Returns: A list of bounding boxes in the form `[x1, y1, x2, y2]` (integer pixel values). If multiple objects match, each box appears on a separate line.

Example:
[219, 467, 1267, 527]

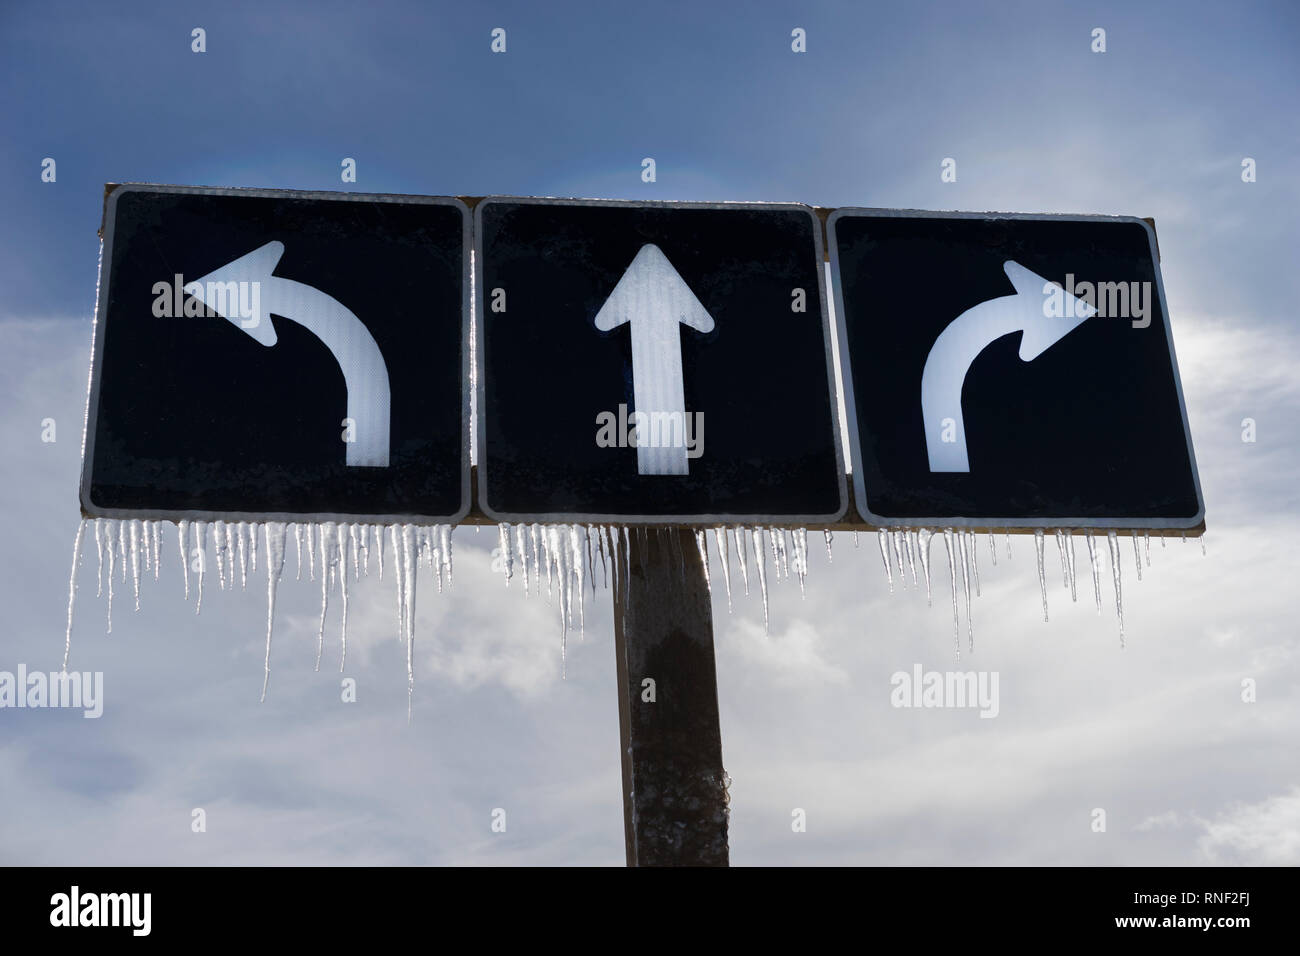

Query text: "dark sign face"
[81, 185, 470, 523]
[475, 198, 847, 524]
[829, 209, 1204, 529]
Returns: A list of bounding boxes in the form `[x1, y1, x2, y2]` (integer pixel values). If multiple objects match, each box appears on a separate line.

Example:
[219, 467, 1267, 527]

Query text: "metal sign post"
[612, 528, 729, 866]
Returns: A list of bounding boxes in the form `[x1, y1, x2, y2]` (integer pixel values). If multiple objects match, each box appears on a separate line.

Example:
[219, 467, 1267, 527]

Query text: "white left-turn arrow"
[189, 241, 391, 467]
[594, 243, 715, 476]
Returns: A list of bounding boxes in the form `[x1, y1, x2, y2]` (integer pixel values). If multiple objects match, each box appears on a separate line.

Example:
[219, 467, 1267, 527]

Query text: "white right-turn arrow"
[921, 259, 1097, 472]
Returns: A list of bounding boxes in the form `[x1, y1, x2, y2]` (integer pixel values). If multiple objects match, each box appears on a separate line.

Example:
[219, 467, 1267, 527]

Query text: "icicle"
[1086, 533, 1102, 615]
[823, 528, 833, 564]
[548, 528, 568, 673]
[235, 522, 248, 588]
[891, 530, 906, 586]
[328, 534, 338, 593]
[695, 530, 712, 598]
[62, 520, 87, 671]
[733, 527, 750, 595]
[969, 529, 980, 597]
[877, 531, 894, 593]
[1161, 534, 1166, 549]
[942, 529, 959, 660]
[988, 531, 997, 566]
[958, 530, 974, 651]
[516, 524, 530, 595]
[559, 532, 573, 671]
[94, 519, 104, 598]
[622, 527, 632, 610]
[790, 530, 800, 598]
[292, 524, 302, 581]
[598, 525, 611, 590]
[1201, 534, 1206, 557]
[360, 524, 372, 576]
[713, 527, 733, 611]
[140, 520, 151, 573]
[306, 523, 317, 582]
[918, 529, 933, 606]
[338, 524, 351, 669]
[499, 523, 513, 586]
[768, 527, 781, 578]
[1065, 530, 1078, 602]
[1034, 529, 1048, 622]
[569, 525, 584, 638]
[751, 528, 769, 634]
[586, 526, 597, 597]
[1107, 530, 1125, 645]
[150, 520, 162, 580]
[531, 524, 545, 597]
[118, 520, 127, 583]
[104, 519, 117, 633]
[440, 525, 453, 589]
[904, 530, 917, 588]
[259, 522, 287, 702]
[1131, 530, 1142, 582]
[248, 522, 258, 574]
[178, 520, 190, 601]
[391, 525, 405, 646]
[348, 524, 360, 581]
[1006, 533, 1012, 560]
[375, 525, 385, 580]
[211, 520, 227, 591]
[225, 523, 237, 589]
[853, 531, 859, 548]
[316, 524, 332, 670]
[546, 523, 562, 600]
[129, 520, 142, 611]
[781, 529, 793, 580]
[194, 521, 207, 614]
[1055, 529, 1069, 589]
[1144, 532, 1150, 566]
[402, 525, 418, 720]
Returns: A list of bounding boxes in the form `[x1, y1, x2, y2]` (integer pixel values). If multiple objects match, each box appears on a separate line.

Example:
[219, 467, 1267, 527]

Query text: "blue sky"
[1, 0, 1298, 865]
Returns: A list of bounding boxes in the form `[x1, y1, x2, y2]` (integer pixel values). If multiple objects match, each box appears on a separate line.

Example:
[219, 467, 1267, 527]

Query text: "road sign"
[81, 184, 470, 523]
[475, 197, 847, 524]
[828, 209, 1204, 529]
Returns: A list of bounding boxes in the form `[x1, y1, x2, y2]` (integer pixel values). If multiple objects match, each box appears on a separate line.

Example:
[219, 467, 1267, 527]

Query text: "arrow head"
[189, 240, 284, 346]
[594, 243, 716, 334]
[1003, 259, 1096, 361]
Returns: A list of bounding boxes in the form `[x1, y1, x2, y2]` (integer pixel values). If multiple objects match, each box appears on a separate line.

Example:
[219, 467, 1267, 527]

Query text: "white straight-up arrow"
[921, 259, 1097, 472]
[189, 241, 391, 467]
[594, 244, 715, 476]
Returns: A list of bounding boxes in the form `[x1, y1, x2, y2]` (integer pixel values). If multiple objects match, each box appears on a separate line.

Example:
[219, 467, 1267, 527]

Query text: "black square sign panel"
[828, 209, 1204, 529]
[81, 184, 470, 523]
[476, 198, 846, 524]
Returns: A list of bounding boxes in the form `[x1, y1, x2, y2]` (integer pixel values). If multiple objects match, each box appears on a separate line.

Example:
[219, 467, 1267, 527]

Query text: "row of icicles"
[863, 526, 1203, 659]
[64, 518, 453, 718]
[63, 519, 1206, 707]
